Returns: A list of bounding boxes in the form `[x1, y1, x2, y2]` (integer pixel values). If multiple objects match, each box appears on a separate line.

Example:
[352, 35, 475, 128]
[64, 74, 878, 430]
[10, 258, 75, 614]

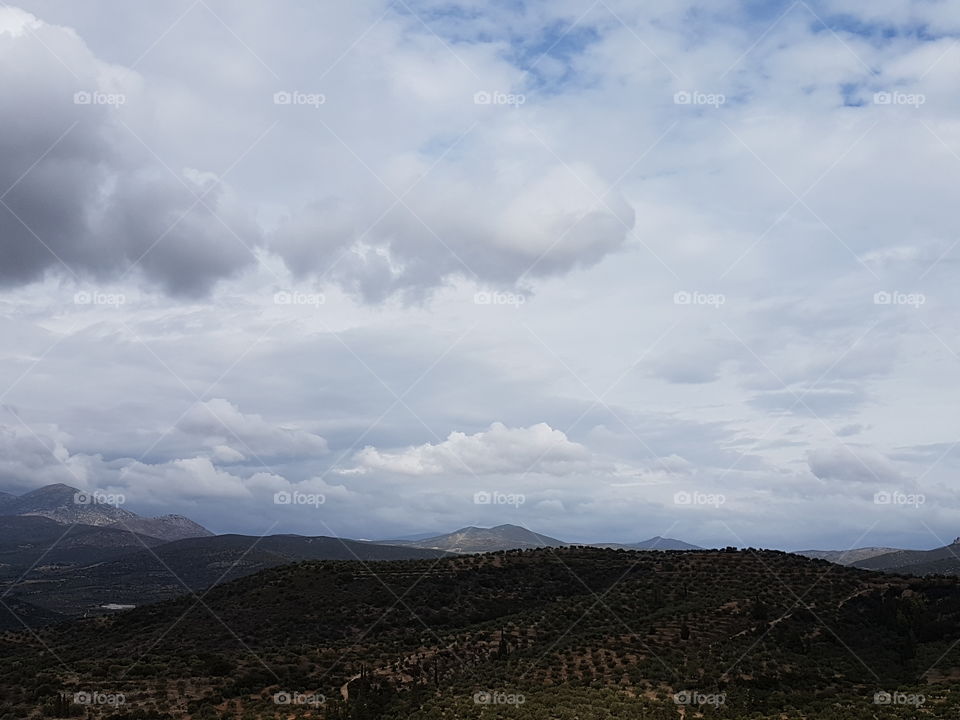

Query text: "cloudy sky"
[1, 0, 959, 550]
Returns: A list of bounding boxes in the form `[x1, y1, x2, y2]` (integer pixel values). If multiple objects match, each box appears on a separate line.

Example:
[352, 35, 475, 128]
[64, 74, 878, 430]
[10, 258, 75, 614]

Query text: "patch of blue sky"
[741, 0, 948, 43]
[394, 1, 603, 92]
[839, 82, 867, 107]
[508, 21, 602, 91]
[812, 13, 943, 43]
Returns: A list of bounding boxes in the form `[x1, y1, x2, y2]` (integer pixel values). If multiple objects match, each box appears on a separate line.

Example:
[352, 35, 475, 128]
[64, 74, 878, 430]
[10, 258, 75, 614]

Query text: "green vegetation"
[3, 546, 960, 718]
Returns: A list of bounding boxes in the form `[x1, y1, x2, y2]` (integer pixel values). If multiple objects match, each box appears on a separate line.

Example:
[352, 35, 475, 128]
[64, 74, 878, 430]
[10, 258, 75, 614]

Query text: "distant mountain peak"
[592, 536, 702, 551]
[20, 482, 81, 499]
[389, 524, 566, 553]
[0, 484, 211, 542]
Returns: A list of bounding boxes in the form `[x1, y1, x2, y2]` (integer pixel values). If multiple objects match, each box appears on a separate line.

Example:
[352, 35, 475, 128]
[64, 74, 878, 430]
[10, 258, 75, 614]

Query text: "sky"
[0, 0, 959, 551]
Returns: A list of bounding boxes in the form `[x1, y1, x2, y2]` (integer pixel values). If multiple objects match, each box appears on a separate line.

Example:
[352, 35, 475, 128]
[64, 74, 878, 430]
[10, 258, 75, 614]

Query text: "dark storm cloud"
[0, 12, 260, 296]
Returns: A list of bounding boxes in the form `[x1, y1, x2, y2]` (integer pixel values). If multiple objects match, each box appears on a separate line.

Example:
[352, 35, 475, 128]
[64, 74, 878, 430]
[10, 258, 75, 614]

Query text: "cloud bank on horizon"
[0, 0, 958, 549]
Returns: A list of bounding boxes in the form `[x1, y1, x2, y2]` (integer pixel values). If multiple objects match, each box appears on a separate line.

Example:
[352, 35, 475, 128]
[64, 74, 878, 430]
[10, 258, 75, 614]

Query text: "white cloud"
[350, 422, 591, 476]
[0, 1, 959, 548]
[178, 399, 328, 461]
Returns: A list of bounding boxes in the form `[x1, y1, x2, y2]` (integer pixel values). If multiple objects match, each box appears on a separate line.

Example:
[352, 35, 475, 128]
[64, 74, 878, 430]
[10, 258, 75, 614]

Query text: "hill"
[387, 525, 703, 553]
[0, 532, 452, 625]
[595, 536, 702, 550]
[105, 513, 212, 542]
[5, 547, 960, 719]
[0, 515, 165, 579]
[0, 483, 137, 526]
[389, 524, 566, 552]
[0, 483, 213, 541]
[855, 539, 960, 576]
[795, 547, 902, 565]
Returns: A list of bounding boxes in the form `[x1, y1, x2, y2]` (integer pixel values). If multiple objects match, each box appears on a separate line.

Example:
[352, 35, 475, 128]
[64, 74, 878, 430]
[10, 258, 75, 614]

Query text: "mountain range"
[384, 525, 701, 553]
[795, 541, 960, 576]
[793, 546, 901, 565]
[5, 482, 960, 635]
[852, 538, 960, 576]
